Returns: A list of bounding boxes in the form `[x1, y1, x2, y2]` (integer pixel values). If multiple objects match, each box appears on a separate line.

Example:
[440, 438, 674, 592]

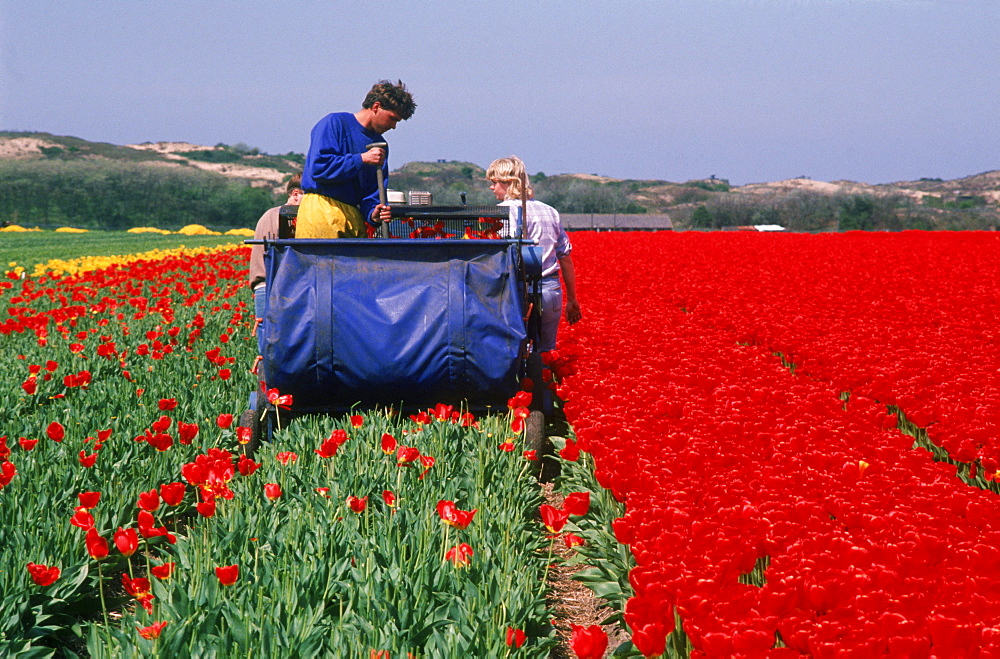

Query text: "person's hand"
[371, 204, 392, 224]
[566, 299, 582, 325]
[361, 146, 386, 166]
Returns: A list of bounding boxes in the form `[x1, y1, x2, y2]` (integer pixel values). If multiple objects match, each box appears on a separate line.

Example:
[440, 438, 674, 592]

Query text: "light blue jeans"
[539, 276, 562, 352]
[253, 283, 267, 357]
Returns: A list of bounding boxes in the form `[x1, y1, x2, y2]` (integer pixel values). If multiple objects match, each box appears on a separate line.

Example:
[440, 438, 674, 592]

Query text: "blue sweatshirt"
[301, 112, 389, 224]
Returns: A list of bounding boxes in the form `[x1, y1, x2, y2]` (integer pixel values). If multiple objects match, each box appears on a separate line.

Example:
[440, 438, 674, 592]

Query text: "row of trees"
[0, 160, 279, 230]
[685, 191, 998, 232]
[3, 153, 995, 232]
[389, 163, 649, 213]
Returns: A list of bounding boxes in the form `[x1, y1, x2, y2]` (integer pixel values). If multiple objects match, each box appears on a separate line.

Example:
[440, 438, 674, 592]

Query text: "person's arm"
[558, 254, 582, 324]
[307, 119, 364, 185]
[249, 207, 278, 289]
[362, 161, 390, 226]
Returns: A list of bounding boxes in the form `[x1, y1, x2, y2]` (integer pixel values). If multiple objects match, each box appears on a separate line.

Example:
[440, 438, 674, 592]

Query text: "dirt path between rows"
[542, 482, 629, 658]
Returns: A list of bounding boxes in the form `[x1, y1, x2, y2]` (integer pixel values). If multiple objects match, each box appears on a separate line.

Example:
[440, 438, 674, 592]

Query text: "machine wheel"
[525, 351, 559, 482]
[238, 397, 263, 459]
[525, 409, 546, 453]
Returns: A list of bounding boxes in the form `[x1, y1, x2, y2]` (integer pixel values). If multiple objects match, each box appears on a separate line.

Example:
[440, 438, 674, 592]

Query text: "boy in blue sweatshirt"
[298, 80, 416, 238]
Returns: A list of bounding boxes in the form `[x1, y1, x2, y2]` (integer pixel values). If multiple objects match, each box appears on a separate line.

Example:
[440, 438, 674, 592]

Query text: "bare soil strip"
[542, 483, 629, 658]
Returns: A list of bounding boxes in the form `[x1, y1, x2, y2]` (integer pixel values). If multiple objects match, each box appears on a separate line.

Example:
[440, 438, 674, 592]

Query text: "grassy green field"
[1, 231, 246, 270]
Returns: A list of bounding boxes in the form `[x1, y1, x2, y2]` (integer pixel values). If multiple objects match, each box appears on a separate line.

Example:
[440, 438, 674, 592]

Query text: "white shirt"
[500, 199, 572, 278]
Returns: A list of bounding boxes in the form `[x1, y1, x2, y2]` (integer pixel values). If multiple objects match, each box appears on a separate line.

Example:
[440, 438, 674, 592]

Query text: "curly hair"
[285, 172, 302, 194]
[486, 156, 534, 200]
[362, 79, 417, 120]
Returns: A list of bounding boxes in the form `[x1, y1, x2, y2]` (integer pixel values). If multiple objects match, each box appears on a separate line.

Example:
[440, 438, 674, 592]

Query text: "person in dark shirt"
[297, 80, 416, 238]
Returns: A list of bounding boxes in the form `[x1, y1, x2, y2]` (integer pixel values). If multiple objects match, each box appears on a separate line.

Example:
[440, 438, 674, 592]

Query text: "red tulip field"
[557, 230, 1000, 657]
[3, 230, 1000, 657]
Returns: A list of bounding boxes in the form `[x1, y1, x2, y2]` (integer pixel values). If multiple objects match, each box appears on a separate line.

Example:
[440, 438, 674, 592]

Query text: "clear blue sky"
[2, 0, 997, 185]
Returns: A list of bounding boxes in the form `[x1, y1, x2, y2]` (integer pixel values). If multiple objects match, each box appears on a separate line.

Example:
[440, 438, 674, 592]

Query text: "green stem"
[97, 560, 109, 627]
[536, 538, 555, 600]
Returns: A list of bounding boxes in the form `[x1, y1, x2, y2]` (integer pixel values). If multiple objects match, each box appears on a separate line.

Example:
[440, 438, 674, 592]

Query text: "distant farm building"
[561, 213, 673, 231]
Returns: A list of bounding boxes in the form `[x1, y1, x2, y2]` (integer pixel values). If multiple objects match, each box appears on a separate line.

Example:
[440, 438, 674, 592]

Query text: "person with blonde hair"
[486, 156, 581, 351]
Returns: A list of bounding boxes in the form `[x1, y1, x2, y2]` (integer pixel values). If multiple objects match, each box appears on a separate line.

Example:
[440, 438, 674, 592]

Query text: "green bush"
[685, 179, 730, 193]
[690, 206, 714, 228]
[0, 160, 279, 230]
[179, 150, 244, 164]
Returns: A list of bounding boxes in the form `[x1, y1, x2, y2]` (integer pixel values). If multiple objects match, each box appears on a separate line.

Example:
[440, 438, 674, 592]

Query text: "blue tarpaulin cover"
[261, 240, 527, 410]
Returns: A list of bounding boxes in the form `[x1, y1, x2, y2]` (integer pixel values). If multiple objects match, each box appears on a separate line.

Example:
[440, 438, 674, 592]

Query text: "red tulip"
[381, 433, 397, 454]
[350, 414, 363, 428]
[560, 438, 581, 462]
[437, 500, 477, 530]
[539, 504, 570, 534]
[505, 627, 527, 648]
[215, 564, 239, 586]
[137, 621, 168, 640]
[431, 403, 455, 421]
[569, 624, 608, 659]
[347, 495, 368, 513]
[418, 455, 436, 480]
[70, 508, 95, 530]
[137, 510, 177, 544]
[77, 491, 101, 509]
[26, 562, 60, 587]
[444, 543, 474, 568]
[137, 489, 160, 512]
[122, 573, 154, 611]
[177, 421, 199, 445]
[160, 482, 186, 506]
[18, 437, 37, 451]
[151, 562, 175, 579]
[148, 432, 174, 452]
[151, 415, 171, 433]
[631, 622, 668, 658]
[564, 533, 585, 549]
[114, 527, 139, 557]
[237, 455, 260, 476]
[382, 490, 396, 508]
[78, 450, 98, 468]
[46, 421, 65, 442]
[158, 398, 177, 411]
[85, 528, 109, 560]
[275, 451, 298, 465]
[499, 441, 515, 452]
[264, 483, 282, 501]
[315, 431, 347, 458]
[197, 499, 216, 517]
[396, 446, 420, 466]
[563, 492, 590, 517]
[216, 413, 234, 429]
[508, 390, 532, 409]
[264, 387, 293, 410]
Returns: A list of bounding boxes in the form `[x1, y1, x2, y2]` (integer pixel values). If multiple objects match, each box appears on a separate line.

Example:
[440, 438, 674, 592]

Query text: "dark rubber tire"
[238, 405, 262, 459]
[524, 351, 558, 482]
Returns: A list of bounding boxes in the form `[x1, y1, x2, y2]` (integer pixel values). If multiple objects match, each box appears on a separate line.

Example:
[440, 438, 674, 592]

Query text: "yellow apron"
[296, 193, 365, 238]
